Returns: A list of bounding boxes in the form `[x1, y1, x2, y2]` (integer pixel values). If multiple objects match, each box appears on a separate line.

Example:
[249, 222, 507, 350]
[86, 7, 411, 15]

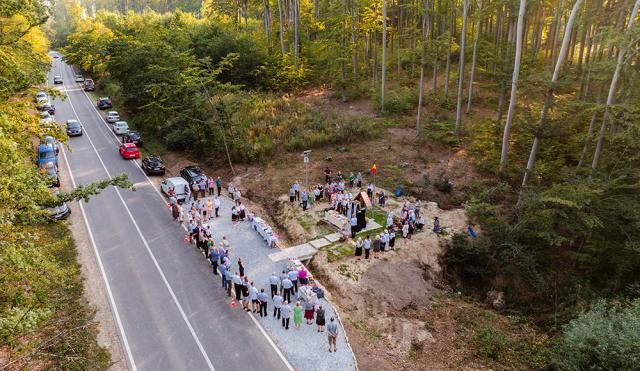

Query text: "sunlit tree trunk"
[577, 86, 602, 169]
[416, 0, 431, 132]
[454, 0, 469, 136]
[591, 0, 640, 172]
[341, 0, 347, 102]
[444, 1, 454, 96]
[277, 0, 286, 56]
[293, 0, 299, 69]
[521, 0, 584, 189]
[498, 0, 525, 175]
[264, 0, 272, 48]
[381, 0, 388, 111]
[466, 0, 481, 113]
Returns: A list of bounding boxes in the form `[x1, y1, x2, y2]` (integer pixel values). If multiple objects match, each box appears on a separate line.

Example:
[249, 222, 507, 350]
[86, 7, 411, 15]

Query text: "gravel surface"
[188, 194, 357, 371]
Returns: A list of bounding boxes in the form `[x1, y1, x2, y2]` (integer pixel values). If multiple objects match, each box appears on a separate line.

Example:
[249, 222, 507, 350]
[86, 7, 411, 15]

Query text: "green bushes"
[374, 86, 418, 115]
[553, 299, 640, 370]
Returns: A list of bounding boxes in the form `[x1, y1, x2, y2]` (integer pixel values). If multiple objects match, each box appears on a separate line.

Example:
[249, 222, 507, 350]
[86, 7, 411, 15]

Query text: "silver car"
[105, 111, 120, 123]
[113, 121, 129, 135]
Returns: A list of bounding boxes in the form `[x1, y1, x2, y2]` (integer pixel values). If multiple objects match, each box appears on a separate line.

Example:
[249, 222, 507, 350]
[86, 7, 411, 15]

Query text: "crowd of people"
[167, 174, 342, 353]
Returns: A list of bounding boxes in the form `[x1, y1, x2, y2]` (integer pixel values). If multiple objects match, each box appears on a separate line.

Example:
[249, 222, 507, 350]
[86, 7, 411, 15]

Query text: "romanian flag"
[371, 163, 377, 175]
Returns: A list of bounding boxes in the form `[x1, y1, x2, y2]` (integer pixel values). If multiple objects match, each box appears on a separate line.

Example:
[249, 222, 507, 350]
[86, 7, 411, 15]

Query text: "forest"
[1, 0, 639, 368]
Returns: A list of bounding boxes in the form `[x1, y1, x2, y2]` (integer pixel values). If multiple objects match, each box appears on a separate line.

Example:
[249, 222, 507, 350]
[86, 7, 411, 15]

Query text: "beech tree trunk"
[591, 0, 640, 172]
[454, 0, 469, 136]
[521, 0, 584, 189]
[444, 2, 454, 96]
[498, 0, 526, 175]
[293, 0, 299, 69]
[466, 0, 482, 114]
[277, 0, 286, 56]
[416, 0, 431, 132]
[577, 86, 603, 169]
[381, 0, 388, 111]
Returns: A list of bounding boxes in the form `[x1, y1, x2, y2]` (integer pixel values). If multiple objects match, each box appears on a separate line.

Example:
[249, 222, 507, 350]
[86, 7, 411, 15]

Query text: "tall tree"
[454, 0, 469, 136]
[277, 0, 286, 55]
[499, 0, 526, 175]
[416, 0, 431, 132]
[521, 0, 584, 188]
[444, 0, 454, 96]
[381, 0, 388, 111]
[466, 0, 481, 113]
[590, 0, 640, 172]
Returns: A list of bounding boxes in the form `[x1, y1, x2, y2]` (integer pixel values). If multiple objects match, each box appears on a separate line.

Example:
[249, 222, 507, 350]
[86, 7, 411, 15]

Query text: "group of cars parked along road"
[36, 65, 166, 220]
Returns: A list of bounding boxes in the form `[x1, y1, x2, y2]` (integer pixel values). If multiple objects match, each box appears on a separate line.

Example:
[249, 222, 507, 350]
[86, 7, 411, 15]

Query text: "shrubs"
[374, 86, 418, 115]
[554, 299, 640, 370]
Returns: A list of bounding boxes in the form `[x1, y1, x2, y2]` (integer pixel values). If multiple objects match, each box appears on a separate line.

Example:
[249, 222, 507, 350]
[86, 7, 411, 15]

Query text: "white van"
[160, 177, 190, 203]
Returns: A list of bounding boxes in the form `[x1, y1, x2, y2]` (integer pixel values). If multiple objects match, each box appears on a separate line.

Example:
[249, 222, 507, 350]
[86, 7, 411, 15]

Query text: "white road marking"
[64, 62, 294, 371]
[51, 76, 138, 371]
[59, 65, 216, 371]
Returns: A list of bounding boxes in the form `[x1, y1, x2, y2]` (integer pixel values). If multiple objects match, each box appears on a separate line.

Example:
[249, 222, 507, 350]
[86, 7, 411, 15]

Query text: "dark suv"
[142, 156, 165, 175]
[97, 97, 112, 109]
[84, 79, 95, 91]
[122, 131, 143, 146]
[180, 166, 205, 184]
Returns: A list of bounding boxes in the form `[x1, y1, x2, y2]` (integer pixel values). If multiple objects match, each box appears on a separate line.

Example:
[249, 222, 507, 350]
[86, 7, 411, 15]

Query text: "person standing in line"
[373, 234, 381, 259]
[241, 277, 250, 311]
[381, 230, 389, 254]
[289, 186, 296, 203]
[324, 167, 332, 183]
[304, 300, 315, 325]
[288, 268, 299, 293]
[402, 222, 410, 239]
[348, 172, 355, 188]
[327, 317, 339, 352]
[238, 258, 245, 278]
[258, 288, 269, 317]
[433, 216, 441, 233]
[293, 181, 301, 202]
[273, 292, 284, 319]
[301, 190, 308, 210]
[366, 183, 374, 200]
[354, 237, 363, 260]
[208, 176, 215, 196]
[209, 246, 220, 275]
[315, 305, 326, 332]
[293, 301, 303, 329]
[216, 176, 223, 196]
[350, 215, 358, 238]
[184, 183, 191, 204]
[356, 172, 362, 188]
[389, 229, 396, 250]
[206, 198, 213, 220]
[225, 266, 233, 297]
[213, 195, 221, 218]
[269, 272, 280, 298]
[281, 301, 291, 330]
[298, 267, 309, 286]
[249, 282, 259, 313]
[220, 261, 228, 289]
[415, 200, 422, 219]
[281, 276, 293, 303]
[192, 181, 199, 201]
[363, 235, 371, 259]
[233, 272, 243, 301]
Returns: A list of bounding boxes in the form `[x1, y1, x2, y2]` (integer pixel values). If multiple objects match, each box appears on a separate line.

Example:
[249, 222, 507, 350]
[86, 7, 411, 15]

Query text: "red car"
[119, 143, 140, 159]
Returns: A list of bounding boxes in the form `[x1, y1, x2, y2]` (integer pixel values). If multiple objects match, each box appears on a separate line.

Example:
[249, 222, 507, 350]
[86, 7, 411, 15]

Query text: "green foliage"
[554, 299, 640, 370]
[374, 86, 418, 115]
[475, 325, 509, 360]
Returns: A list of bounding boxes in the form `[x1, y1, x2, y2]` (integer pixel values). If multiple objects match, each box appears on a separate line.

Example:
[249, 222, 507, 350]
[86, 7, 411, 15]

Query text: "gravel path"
[187, 194, 357, 371]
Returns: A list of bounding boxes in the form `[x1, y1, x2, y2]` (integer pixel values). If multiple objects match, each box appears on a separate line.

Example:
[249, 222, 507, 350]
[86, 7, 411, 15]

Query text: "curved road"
[48, 54, 290, 371]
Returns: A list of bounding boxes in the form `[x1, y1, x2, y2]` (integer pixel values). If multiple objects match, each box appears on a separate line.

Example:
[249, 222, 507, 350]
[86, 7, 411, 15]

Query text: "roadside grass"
[1, 223, 111, 369]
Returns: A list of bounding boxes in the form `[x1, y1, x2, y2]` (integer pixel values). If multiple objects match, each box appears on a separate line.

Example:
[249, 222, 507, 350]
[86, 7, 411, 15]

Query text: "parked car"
[37, 143, 57, 166]
[74, 74, 84, 83]
[40, 111, 54, 124]
[119, 143, 140, 159]
[84, 79, 95, 91]
[123, 131, 143, 146]
[53, 75, 63, 84]
[161, 177, 189, 202]
[105, 111, 120, 123]
[36, 98, 55, 114]
[141, 156, 165, 175]
[113, 121, 129, 135]
[39, 161, 60, 187]
[180, 165, 205, 184]
[66, 120, 83, 136]
[45, 188, 70, 220]
[97, 97, 112, 109]
[52, 54, 60, 59]
[35, 91, 48, 102]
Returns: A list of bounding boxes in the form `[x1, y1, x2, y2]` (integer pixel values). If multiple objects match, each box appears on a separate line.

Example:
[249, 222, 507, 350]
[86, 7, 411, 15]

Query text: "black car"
[97, 97, 112, 109]
[84, 79, 95, 91]
[66, 120, 83, 136]
[123, 131, 143, 146]
[142, 156, 166, 175]
[180, 165, 205, 184]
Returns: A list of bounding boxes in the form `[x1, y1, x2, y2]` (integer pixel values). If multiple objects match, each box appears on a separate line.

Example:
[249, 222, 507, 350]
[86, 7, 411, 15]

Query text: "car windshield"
[127, 147, 137, 152]
[68, 122, 80, 128]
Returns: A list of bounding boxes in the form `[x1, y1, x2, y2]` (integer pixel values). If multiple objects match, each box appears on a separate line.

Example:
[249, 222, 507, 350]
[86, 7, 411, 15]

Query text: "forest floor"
[151, 87, 551, 369]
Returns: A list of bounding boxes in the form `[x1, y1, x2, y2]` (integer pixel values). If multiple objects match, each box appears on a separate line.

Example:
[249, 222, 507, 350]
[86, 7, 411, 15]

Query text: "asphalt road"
[48, 55, 290, 371]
